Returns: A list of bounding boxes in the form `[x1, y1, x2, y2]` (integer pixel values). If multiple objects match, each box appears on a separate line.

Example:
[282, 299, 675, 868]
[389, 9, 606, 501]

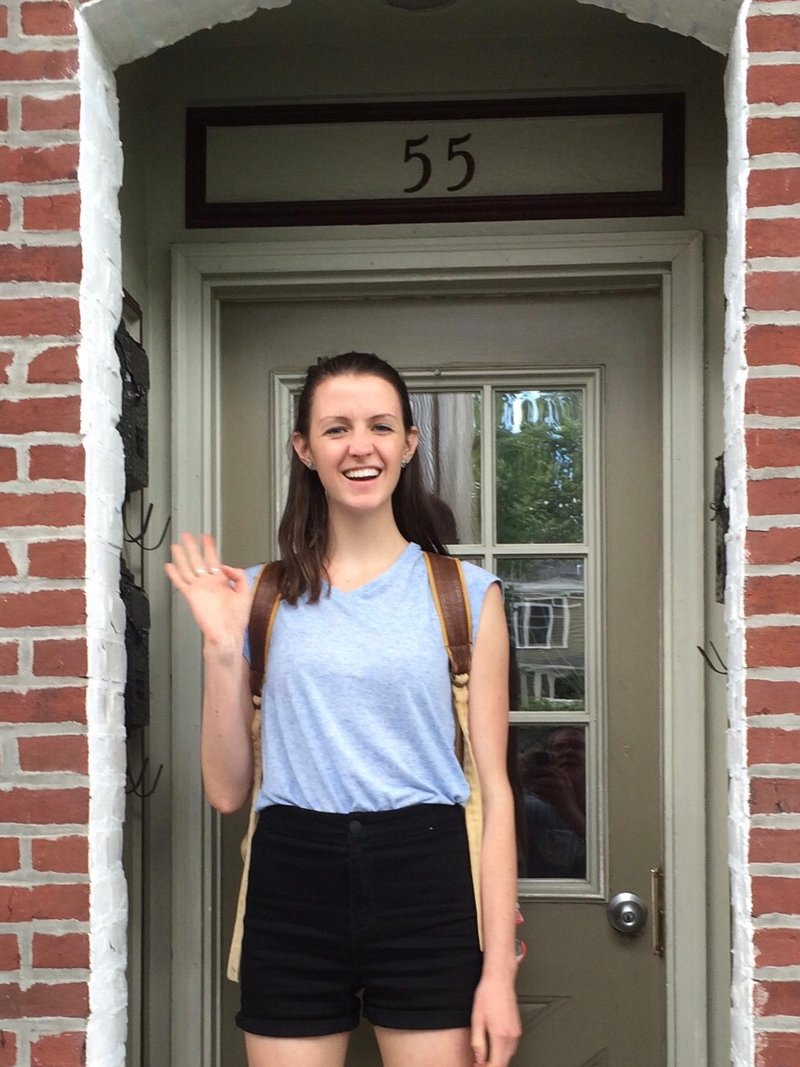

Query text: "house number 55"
[403, 134, 476, 194]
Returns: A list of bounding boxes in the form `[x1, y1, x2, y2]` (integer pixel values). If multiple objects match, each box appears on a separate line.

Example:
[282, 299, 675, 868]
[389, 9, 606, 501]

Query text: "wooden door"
[219, 283, 665, 1066]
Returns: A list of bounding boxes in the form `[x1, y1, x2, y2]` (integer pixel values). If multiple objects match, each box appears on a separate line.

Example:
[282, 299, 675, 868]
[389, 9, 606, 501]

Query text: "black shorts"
[236, 802, 482, 1038]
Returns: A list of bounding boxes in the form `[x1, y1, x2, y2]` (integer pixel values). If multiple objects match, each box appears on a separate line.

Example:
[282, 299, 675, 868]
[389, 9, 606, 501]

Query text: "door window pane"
[497, 557, 585, 711]
[411, 391, 481, 544]
[510, 723, 587, 880]
[495, 388, 584, 544]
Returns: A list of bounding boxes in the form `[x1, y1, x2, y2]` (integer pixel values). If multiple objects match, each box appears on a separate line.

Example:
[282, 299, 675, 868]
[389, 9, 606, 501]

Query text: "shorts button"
[349, 819, 362, 835]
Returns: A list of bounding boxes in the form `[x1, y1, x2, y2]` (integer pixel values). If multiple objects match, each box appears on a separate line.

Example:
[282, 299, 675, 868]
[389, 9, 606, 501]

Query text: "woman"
[165, 352, 521, 1067]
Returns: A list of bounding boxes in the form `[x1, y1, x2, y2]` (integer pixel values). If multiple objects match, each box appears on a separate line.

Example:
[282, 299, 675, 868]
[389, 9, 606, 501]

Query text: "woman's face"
[293, 373, 418, 517]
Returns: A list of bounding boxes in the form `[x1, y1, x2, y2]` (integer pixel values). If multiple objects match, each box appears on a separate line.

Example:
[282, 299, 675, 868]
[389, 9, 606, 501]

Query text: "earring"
[305, 460, 315, 471]
[401, 457, 409, 468]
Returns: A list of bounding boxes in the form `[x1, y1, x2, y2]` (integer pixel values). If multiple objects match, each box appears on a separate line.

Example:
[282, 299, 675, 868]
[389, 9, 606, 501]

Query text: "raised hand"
[164, 533, 252, 650]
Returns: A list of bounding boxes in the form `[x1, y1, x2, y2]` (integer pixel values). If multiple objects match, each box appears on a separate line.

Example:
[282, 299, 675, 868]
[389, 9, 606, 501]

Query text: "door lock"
[606, 892, 648, 935]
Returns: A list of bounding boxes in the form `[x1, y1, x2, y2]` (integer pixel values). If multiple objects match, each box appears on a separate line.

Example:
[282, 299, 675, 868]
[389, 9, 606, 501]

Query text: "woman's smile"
[343, 466, 381, 481]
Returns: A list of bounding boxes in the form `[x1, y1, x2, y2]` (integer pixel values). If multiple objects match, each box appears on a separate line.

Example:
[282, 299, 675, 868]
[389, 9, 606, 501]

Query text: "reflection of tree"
[496, 392, 583, 544]
[519, 690, 583, 714]
[551, 668, 583, 700]
[518, 692, 583, 714]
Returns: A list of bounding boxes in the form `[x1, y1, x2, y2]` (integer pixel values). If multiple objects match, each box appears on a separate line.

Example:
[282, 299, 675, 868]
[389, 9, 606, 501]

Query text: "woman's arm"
[467, 582, 522, 1067]
[165, 533, 255, 813]
[200, 634, 254, 813]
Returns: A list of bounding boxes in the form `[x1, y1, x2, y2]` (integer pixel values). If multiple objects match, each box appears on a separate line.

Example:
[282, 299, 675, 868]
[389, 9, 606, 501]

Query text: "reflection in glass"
[509, 723, 587, 879]
[498, 557, 585, 711]
[456, 556, 483, 568]
[495, 388, 583, 544]
[411, 391, 481, 544]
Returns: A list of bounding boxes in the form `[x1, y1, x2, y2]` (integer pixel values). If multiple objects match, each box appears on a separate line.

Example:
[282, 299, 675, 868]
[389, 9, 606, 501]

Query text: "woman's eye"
[324, 426, 346, 436]
[373, 424, 394, 433]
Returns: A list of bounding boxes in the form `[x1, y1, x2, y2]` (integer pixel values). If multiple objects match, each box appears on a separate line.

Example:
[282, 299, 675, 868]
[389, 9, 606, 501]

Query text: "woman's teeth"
[344, 468, 379, 480]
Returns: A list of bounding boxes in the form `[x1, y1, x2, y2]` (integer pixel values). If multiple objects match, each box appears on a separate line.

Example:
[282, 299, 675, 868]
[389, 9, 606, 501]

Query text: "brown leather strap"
[248, 562, 282, 705]
[228, 561, 281, 983]
[423, 551, 484, 948]
[423, 552, 472, 678]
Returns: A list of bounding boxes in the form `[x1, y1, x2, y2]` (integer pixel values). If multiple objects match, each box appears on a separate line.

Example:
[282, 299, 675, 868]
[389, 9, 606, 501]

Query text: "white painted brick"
[725, 6, 758, 1067]
[87, 634, 126, 686]
[79, 0, 292, 69]
[577, 0, 741, 53]
[90, 837, 128, 898]
[82, 479, 125, 547]
[77, 11, 129, 1064]
[85, 538, 122, 585]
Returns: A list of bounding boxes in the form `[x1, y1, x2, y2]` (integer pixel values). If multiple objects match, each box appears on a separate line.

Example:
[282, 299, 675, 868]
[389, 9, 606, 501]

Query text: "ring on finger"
[208, 567, 221, 574]
[194, 567, 207, 576]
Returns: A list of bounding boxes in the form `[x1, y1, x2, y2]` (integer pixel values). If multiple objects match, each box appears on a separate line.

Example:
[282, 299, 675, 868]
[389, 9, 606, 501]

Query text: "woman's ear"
[404, 426, 420, 463]
[292, 431, 312, 468]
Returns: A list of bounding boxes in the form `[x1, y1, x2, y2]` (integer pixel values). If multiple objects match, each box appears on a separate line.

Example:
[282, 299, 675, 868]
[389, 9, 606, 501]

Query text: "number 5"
[447, 134, 475, 192]
[403, 135, 432, 193]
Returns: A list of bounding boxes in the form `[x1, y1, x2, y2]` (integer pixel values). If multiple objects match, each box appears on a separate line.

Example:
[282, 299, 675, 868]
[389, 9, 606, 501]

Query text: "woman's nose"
[348, 429, 373, 455]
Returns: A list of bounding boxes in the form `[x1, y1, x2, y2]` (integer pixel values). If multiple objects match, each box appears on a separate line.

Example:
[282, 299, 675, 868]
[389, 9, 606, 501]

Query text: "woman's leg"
[245, 1031, 350, 1067]
[374, 1025, 473, 1067]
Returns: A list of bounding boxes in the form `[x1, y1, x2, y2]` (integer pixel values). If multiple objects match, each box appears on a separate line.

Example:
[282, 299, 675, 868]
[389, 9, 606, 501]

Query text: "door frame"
[169, 230, 706, 1066]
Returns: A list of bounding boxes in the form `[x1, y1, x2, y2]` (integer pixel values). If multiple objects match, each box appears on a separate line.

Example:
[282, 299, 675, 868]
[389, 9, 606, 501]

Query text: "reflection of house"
[508, 568, 584, 707]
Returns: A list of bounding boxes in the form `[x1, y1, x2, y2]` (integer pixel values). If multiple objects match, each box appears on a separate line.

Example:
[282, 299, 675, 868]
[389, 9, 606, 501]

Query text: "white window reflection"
[514, 596, 569, 649]
[499, 389, 572, 433]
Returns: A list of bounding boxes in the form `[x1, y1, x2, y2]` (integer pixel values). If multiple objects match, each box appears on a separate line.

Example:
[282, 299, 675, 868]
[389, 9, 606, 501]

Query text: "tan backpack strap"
[227, 562, 282, 983]
[423, 551, 484, 949]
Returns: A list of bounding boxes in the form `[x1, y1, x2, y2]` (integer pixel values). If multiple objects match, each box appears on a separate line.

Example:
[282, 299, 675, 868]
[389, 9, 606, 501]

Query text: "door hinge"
[650, 865, 665, 957]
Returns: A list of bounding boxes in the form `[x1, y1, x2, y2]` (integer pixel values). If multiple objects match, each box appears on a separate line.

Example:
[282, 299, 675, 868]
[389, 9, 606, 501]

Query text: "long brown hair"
[276, 352, 449, 602]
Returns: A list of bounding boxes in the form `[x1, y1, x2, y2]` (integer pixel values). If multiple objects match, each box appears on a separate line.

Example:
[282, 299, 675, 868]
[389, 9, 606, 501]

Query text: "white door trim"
[170, 230, 706, 1067]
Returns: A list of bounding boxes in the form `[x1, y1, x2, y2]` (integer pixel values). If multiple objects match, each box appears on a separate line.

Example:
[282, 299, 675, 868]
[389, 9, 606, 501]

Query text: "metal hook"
[697, 640, 727, 675]
[123, 503, 172, 552]
[126, 755, 164, 799]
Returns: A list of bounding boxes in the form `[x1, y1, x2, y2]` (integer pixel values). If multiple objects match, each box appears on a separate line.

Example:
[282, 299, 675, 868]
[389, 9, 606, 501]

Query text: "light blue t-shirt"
[244, 542, 498, 814]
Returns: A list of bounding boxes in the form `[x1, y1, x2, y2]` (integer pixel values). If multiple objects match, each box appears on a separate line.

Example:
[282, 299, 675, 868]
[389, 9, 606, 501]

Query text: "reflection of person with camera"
[520, 727, 586, 879]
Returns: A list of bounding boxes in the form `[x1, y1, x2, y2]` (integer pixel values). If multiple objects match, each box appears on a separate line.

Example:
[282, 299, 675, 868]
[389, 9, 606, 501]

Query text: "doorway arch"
[79, 0, 741, 63]
[75, 2, 749, 1065]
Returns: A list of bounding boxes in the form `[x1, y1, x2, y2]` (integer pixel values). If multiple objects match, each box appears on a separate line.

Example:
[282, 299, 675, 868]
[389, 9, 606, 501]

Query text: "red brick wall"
[0, 0, 89, 1063]
[745, 7, 800, 1067]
